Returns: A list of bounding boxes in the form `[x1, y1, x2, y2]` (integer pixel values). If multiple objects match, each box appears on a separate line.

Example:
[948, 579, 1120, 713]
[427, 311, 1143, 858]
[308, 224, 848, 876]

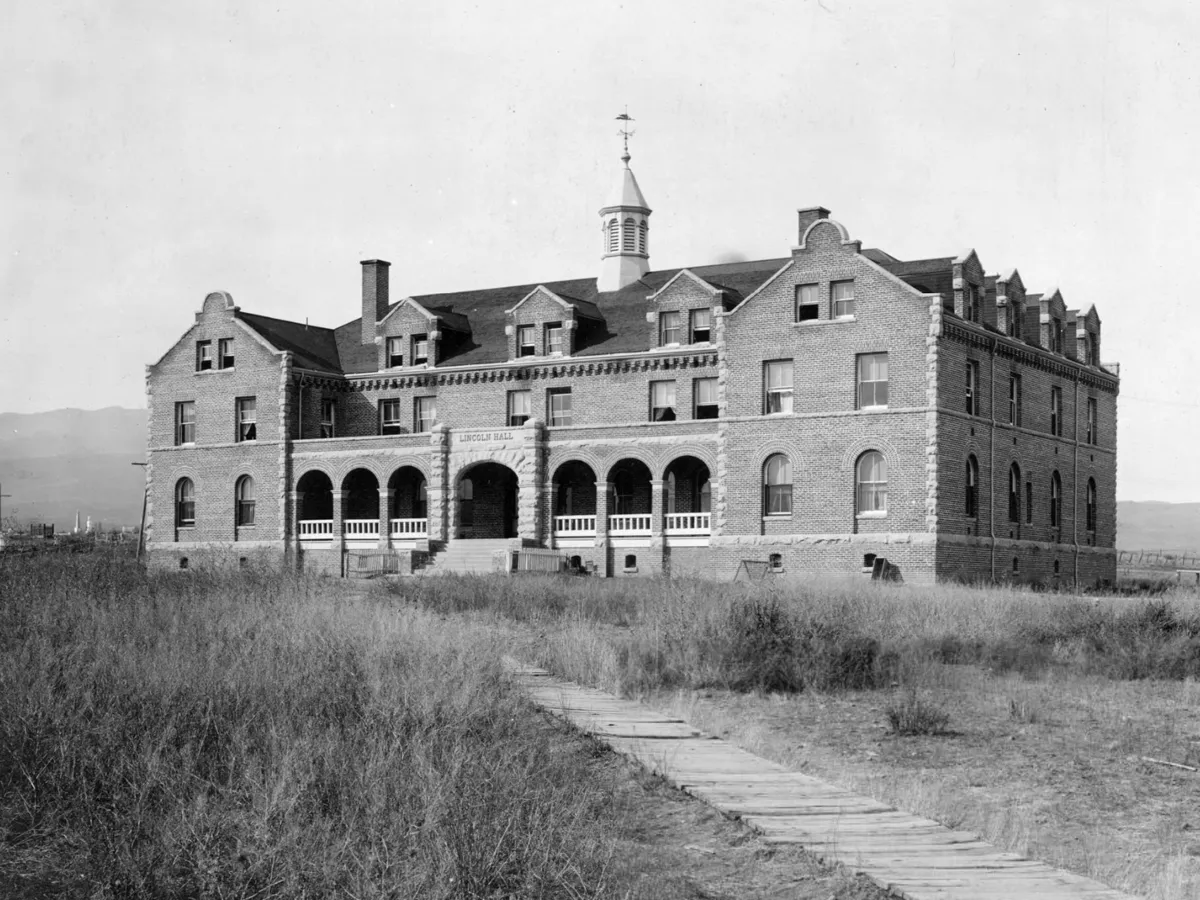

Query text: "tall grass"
[0, 556, 632, 898]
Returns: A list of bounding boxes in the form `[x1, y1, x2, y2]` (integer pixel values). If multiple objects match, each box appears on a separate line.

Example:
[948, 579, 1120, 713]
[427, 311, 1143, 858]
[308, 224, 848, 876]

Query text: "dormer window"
[518, 325, 536, 357]
[546, 323, 564, 356]
[218, 338, 234, 369]
[196, 341, 213, 371]
[690, 308, 711, 343]
[387, 337, 404, 368]
[1051, 318, 1064, 354]
[964, 284, 979, 323]
[659, 311, 681, 346]
[412, 334, 429, 365]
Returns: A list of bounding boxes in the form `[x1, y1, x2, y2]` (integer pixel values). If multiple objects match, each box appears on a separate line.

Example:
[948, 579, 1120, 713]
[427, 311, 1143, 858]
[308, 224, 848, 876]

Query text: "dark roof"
[878, 256, 954, 295]
[239, 312, 342, 373]
[860, 248, 898, 264]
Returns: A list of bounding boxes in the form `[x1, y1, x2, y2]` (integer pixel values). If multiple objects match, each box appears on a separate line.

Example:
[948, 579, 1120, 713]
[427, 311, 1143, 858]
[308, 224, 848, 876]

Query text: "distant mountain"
[0, 407, 147, 530]
[1117, 501, 1200, 554]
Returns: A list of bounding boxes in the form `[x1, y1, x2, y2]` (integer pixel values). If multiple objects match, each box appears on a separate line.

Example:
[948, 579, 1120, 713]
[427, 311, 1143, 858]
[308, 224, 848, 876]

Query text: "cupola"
[598, 116, 652, 292]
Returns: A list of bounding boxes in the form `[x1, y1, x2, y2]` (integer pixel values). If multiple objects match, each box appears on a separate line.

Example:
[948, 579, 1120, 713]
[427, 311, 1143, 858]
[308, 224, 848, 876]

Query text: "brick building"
[145, 150, 1119, 584]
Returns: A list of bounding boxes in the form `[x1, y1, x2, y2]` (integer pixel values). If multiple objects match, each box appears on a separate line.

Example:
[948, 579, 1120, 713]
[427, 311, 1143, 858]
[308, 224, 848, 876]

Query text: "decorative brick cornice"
[942, 320, 1118, 393]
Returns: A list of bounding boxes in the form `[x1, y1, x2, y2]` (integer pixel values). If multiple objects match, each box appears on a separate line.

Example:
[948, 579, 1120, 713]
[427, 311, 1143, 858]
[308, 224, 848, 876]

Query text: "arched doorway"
[664, 456, 711, 535]
[607, 459, 652, 516]
[296, 470, 334, 540]
[342, 469, 380, 540]
[457, 462, 518, 539]
[388, 465, 428, 538]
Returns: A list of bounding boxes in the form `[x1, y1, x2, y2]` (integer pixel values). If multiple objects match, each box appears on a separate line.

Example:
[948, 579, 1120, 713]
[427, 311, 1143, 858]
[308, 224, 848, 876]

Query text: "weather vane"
[616, 108, 635, 164]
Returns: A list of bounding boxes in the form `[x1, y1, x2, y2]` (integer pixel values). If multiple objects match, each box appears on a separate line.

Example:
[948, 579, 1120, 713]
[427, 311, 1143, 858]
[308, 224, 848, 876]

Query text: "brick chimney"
[797, 206, 831, 242]
[360, 259, 390, 345]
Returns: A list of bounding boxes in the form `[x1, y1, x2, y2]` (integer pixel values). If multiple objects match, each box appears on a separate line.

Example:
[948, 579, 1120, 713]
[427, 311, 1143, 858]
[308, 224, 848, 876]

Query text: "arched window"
[235, 475, 256, 527]
[176, 478, 195, 528]
[763, 454, 792, 515]
[1050, 471, 1062, 528]
[856, 451, 887, 514]
[622, 217, 635, 251]
[1008, 463, 1021, 523]
[965, 455, 978, 518]
[606, 219, 619, 254]
[638, 220, 648, 254]
[1086, 478, 1097, 531]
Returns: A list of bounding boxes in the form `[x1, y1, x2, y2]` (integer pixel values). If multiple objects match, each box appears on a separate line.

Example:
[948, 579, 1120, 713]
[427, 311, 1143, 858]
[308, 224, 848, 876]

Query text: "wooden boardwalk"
[506, 660, 1140, 900]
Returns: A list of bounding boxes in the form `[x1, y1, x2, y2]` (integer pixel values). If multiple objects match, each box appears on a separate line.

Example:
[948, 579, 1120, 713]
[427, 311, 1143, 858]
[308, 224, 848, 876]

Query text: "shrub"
[885, 688, 951, 736]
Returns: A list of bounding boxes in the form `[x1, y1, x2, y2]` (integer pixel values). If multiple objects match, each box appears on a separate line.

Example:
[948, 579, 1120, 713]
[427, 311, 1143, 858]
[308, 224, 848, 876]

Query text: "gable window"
[856, 353, 888, 409]
[235, 475, 255, 527]
[690, 308, 711, 343]
[1087, 398, 1098, 445]
[795, 284, 819, 321]
[175, 401, 195, 446]
[218, 338, 234, 369]
[694, 377, 718, 419]
[1050, 386, 1063, 436]
[548, 388, 572, 426]
[1009, 373, 1022, 427]
[1008, 463, 1021, 523]
[832, 280, 855, 318]
[320, 399, 336, 438]
[412, 334, 429, 365]
[650, 380, 676, 422]
[545, 323, 564, 356]
[517, 325, 536, 357]
[659, 311, 681, 346]
[414, 396, 436, 433]
[965, 455, 978, 518]
[386, 337, 404, 368]
[176, 478, 195, 528]
[856, 451, 887, 515]
[1051, 318, 1064, 354]
[1088, 335, 1099, 367]
[763, 454, 792, 516]
[965, 361, 980, 416]
[1086, 478, 1097, 532]
[964, 284, 979, 323]
[508, 390, 531, 426]
[379, 399, 403, 435]
[196, 341, 213, 372]
[764, 360, 794, 414]
[236, 397, 257, 442]
[1050, 471, 1062, 528]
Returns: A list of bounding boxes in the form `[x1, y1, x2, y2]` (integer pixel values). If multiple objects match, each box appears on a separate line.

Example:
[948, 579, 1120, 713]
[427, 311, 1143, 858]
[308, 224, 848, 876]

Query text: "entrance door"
[457, 463, 519, 539]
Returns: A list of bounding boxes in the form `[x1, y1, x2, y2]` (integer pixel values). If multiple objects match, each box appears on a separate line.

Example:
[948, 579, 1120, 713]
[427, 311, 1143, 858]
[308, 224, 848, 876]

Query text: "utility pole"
[132, 463, 148, 563]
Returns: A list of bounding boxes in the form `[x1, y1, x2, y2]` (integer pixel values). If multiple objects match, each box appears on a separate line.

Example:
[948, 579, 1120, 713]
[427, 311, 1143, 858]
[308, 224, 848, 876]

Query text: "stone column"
[429, 425, 450, 544]
[544, 481, 558, 548]
[331, 489, 347, 576]
[650, 478, 665, 538]
[595, 482, 611, 577]
[289, 490, 303, 559]
[378, 488, 393, 549]
[519, 418, 545, 545]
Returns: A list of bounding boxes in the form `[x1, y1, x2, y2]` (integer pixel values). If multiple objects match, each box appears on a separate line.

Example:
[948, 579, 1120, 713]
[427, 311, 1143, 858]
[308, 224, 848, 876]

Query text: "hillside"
[0, 407, 147, 529]
[1116, 501, 1200, 554]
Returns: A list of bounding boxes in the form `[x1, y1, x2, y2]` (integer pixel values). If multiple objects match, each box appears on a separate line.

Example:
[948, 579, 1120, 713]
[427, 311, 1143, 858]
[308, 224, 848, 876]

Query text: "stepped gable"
[238, 312, 342, 373]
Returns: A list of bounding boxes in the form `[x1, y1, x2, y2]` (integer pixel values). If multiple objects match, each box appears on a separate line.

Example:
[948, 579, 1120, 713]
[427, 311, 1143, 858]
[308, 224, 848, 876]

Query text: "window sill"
[194, 368, 235, 375]
[858, 405, 888, 412]
[176, 442, 196, 448]
[791, 316, 856, 327]
[763, 514, 793, 521]
[856, 512, 887, 519]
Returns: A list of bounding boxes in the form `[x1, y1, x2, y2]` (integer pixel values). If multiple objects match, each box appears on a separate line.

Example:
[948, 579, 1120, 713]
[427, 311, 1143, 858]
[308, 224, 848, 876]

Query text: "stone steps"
[420, 539, 513, 575]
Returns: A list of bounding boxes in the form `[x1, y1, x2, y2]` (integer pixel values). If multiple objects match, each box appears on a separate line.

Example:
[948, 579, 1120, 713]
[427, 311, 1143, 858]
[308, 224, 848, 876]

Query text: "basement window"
[623, 554, 637, 572]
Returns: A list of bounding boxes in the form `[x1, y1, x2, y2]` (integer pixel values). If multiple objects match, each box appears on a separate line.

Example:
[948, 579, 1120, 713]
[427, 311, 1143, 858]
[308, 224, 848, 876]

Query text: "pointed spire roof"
[602, 161, 650, 213]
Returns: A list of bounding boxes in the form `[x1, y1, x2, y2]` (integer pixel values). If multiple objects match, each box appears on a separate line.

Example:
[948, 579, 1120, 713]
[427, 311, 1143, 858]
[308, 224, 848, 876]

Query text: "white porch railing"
[608, 514, 652, 535]
[299, 519, 333, 539]
[554, 515, 597, 535]
[344, 519, 380, 538]
[665, 512, 711, 535]
[390, 518, 428, 537]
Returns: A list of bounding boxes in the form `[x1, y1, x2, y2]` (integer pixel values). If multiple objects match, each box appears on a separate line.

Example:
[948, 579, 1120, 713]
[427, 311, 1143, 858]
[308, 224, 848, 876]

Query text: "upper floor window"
[380, 399, 403, 435]
[795, 284, 819, 322]
[690, 308, 711, 343]
[1008, 463, 1021, 523]
[1009, 373, 1022, 427]
[1050, 386, 1063, 437]
[412, 334, 429, 365]
[965, 361, 980, 416]
[963, 284, 979, 323]
[236, 397, 257, 442]
[694, 378, 718, 419]
[414, 396, 436, 433]
[856, 451, 887, 515]
[1010, 304, 1023, 340]
[1050, 471, 1062, 528]
[218, 338, 234, 369]
[763, 454, 792, 516]
[508, 390, 531, 427]
[517, 325, 536, 357]
[1087, 398, 1098, 445]
[545, 323, 564, 356]
[764, 360, 794, 414]
[235, 475, 256, 527]
[832, 280, 855, 318]
[320, 399, 336, 438]
[965, 455, 978, 518]
[176, 478, 195, 528]
[196, 341, 213, 372]
[856, 353, 888, 409]
[548, 387, 572, 426]
[650, 380, 676, 421]
[175, 401, 195, 446]
[1051, 318, 1064, 354]
[659, 311, 681, 346]
[1086, 478, 1097, 532]
[386, 337, 404, 368]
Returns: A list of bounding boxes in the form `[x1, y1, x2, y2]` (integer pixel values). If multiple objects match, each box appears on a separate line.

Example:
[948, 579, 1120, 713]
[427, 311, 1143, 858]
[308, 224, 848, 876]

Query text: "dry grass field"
[391, 573, 1200, 900]
[0, 553, 888, 900]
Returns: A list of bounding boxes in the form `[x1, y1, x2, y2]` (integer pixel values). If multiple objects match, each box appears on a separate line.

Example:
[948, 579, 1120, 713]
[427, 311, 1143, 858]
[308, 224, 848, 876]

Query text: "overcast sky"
[1, 1, 1195, 502]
